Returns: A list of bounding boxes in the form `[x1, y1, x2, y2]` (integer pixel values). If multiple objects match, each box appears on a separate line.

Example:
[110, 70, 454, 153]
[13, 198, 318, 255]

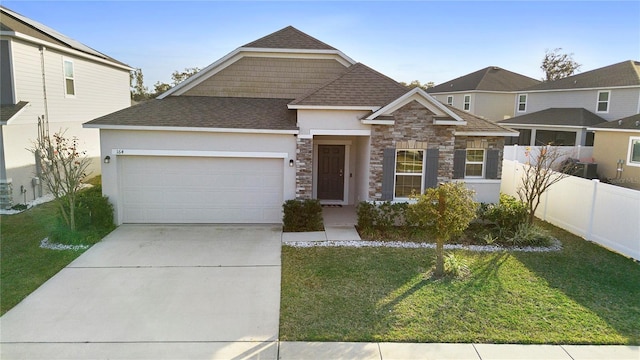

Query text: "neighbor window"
[395, 149, 424, 198]
[596, 91, 610, 112]
[517, 94, 527, 112]
[63, 60, 75, 96]
[463, 95, 471, 111]
[628, 137, 640, 167]
[465, 149, 485, 177]
[447, 95, 453, 105]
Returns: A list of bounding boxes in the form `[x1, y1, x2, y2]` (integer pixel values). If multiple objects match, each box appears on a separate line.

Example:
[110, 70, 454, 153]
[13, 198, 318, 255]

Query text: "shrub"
[75, 185, 114, 230]
[356, 201, 410, 231]
[509, 222, 553, 247]
[481, 194, 528, 236]
[444, 253, 470, 279]
[282, 199, 324, 232]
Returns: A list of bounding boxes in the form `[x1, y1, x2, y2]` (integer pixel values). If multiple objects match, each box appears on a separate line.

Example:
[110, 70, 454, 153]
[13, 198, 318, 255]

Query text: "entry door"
[317, 145, 345, 200]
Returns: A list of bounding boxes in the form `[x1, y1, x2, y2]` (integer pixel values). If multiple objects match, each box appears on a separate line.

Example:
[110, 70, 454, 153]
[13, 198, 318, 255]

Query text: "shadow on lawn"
[512, 223, 640, 344]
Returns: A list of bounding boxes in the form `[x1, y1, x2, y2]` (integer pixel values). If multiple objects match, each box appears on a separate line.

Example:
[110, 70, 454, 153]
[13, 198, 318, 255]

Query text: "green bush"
[356, 201, 410, 231]
[282, 199, 324, 232]
[480, 194, 528, 236]
[509, 222, 553, 247]
[444, 253, 470, 279]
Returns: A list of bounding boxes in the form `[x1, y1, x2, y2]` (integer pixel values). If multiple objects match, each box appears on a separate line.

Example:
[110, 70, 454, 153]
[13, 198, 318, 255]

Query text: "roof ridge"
[242, 25, 336, 50]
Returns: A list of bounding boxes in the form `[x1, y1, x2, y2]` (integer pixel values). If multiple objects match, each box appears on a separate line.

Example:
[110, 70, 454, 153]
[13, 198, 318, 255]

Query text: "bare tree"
[517, 146, 572, 224]
[541, 48, 581, 81]
[30, 130, 91, 231]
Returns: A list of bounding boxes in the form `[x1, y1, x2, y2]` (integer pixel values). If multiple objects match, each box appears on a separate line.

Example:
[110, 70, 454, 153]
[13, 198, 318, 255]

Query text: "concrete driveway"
[0, 225, 282, 359]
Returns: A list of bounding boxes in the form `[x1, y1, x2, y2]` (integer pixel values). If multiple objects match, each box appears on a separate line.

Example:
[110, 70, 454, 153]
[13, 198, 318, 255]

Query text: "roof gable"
[499, 108, 607, 127]
[243, 26, 336, 50]
[364, 87, 464, 124]
[524, 60, 640, 91]
[428, 66, 540, 93]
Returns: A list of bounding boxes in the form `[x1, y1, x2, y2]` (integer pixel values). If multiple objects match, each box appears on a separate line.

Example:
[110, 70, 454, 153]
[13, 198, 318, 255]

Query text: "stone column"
[295, 137, 313, 199]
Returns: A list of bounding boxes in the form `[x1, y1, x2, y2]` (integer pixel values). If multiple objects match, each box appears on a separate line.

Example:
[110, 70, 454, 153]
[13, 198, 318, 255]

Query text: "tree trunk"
[435, 237, 444, 277]
[68, 195, 76, 231]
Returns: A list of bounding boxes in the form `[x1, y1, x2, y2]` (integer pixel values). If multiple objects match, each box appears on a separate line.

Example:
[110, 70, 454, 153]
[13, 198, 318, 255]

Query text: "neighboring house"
[499, 60, 640, 146]
[85, 26, 517, 225]
[588, 114, 640, 190]
[0, 6, 132, 209]
[427, 66, 540, 122]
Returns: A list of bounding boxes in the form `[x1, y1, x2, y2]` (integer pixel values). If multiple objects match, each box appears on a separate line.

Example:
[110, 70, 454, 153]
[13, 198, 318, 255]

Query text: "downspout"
[36, 45, 49, 199]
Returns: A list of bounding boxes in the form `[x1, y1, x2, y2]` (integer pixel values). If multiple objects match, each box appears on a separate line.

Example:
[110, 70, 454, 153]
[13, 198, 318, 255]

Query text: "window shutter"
[424, 148, 439, 189]
[381, 148, 396, 200]
[453, 149, 466, 179]
[486, 149, 500, 179]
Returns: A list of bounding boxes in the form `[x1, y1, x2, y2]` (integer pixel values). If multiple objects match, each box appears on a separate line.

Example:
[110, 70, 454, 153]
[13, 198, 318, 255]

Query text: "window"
[63, 60, 75, 96]
[447, 95, 453, 105]
[628, 137, 640, 167]
[517, 94, 527, 112]
[465, 149, 485, 177]
[463, 95, 471, 111]
[596, 91, 610, 112]
[394, 149, 424, 198]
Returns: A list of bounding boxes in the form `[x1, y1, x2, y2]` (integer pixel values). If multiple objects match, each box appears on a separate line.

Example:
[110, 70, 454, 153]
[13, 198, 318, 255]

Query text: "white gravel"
[39, 237, 89, 251]
[0, 194, 56, 215]
[283, 238, 563, 252]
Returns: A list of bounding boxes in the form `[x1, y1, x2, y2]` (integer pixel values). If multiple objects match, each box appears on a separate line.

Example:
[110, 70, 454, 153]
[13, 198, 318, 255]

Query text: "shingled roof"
[446, 105, 518, 135]
[590, 113, 640, 132]
[498, 108, 607, 127]
[524, 60, 640, 91]
[428, 66, 540, 93]
[243, 26, 336, 50]
[0, 101, 29, 124]
[84, 97, 297, 130]
[290, 63, 409, 107]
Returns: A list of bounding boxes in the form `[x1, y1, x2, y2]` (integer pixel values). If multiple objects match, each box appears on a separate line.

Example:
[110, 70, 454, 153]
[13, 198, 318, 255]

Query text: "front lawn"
[280, 222, 640, 344]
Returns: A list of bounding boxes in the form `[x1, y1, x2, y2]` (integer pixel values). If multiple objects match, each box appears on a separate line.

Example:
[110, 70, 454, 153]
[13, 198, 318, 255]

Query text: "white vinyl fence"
[501, 159, 640, 261]
[503, 145, 594, 164]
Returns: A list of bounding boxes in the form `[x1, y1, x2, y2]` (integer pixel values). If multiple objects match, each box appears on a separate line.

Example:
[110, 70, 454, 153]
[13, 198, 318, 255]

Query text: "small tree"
[30, 130, 91, 231]
[130, 68, 149, 101]
[541, 48, 581, 81]
[407, 182, 478, 277]
[517, 146, 571, 224]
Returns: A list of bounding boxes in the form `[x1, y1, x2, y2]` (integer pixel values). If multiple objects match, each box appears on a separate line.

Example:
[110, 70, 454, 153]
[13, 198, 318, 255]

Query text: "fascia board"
[366, 88, 463, 122]
[434, 120, 467, 126]
[82, 123, 299, 135]
[587, 127, 640, 133]
[500, 123, 588, 129]
[361, 119, 394, 125]
[289, 105, 379, 111]
[455, 131, 520, 137]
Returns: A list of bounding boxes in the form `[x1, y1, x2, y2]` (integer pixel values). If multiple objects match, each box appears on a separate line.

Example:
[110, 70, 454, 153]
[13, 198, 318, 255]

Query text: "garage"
[119, 156, 284, 224]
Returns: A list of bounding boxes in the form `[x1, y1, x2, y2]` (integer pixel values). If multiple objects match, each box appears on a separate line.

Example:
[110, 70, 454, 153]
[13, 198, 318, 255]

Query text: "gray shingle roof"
[524, 60, 640, 91]
[590, 113, 640, 131]
[85, 97, 297, 130]
[0, 101, 29, 123]
[290, 63, 409, 107]
[445, 105, 518, 134]
[498, 108, 607, 127]
[243, 26, 336, 50]
[427, 66, 540, 93]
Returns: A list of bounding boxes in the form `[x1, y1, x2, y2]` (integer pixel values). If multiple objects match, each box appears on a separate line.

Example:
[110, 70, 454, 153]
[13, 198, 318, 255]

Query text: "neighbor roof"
[0, 6, 130, 68]
[590, 113, 640, 131]
[428, 66, 540, 93]
[84, 97, 297, 130]
[524, 60, 640, 91]
[0, 101, 29, 124]
[498, 108, 607, 127]
[243, 25, 336, 50]
[446, 105, 519, 135]
[289, 63, 409, 107]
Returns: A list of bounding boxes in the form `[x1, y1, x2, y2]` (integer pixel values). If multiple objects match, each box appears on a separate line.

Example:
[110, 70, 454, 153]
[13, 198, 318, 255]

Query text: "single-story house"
[84, 26, 517, 224]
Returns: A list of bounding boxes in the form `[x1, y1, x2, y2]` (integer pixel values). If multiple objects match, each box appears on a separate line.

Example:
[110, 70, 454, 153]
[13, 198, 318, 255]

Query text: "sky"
[3, 1, 639, 90]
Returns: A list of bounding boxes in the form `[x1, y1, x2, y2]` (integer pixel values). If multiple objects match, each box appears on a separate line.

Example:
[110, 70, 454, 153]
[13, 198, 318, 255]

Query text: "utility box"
[574, 162, 598, 180]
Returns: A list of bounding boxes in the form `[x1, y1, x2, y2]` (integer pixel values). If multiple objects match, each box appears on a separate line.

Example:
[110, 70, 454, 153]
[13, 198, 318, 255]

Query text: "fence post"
[586, 179, 599, 240]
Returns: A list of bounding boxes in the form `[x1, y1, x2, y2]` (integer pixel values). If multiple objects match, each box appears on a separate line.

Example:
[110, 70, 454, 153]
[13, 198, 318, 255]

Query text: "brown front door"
[317, 145, 345, 200]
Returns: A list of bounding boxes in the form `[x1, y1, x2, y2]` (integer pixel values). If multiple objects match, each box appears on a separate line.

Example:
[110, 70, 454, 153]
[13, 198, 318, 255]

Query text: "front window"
[447, 95, 453, 105]
[517, 94, 527, 112]
[64, 60, 75, 96]
[465, 149, 485, 177]
[597, 91, 610, 112]
[463, 95, 471, 111]
[628, 137, 640, 167]
[395, 149, 424, 198]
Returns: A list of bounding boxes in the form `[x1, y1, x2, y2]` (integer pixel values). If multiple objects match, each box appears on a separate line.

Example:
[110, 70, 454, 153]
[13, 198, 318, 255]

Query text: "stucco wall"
[592, 130, 640, 190]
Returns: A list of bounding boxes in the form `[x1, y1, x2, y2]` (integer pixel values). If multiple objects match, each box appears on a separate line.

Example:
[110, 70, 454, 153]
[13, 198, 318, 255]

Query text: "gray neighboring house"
[427, 66, 541, 122]
[500, 60, 640, 146]
[85, 26, 517, 225]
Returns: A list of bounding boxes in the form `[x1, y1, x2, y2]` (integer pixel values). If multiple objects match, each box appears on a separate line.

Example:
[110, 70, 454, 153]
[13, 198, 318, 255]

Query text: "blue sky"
[3, 1, 639, 89]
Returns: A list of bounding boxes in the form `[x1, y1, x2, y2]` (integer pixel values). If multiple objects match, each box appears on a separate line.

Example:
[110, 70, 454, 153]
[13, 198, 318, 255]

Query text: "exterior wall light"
[289, 159, 294, 167]
[104, 156, 111, 164]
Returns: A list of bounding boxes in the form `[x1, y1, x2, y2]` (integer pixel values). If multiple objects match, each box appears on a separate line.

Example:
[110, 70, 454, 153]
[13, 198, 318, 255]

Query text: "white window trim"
[463, 94, 471, 111]
[517, 94, 527, 112]
[465, 148, 485, 179]
[63, 58, 75, 97]
[394, 149, 425, 199]
[627, 136, 640, 167]
[596, 90, 610, 113]
[446, 95, 453, 105]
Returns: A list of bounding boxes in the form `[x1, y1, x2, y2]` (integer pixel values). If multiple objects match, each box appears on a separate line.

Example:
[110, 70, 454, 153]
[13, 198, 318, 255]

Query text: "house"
[84, 26, 517, 225]
[427, 66, 540, 122]
[588, 114, 640, 190]
[0, 6, 132, 209]
[499, 60, 640, 146]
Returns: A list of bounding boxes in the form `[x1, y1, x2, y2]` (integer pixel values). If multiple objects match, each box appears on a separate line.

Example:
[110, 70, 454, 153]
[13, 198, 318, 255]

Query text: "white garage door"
[119, 156, 283, 223]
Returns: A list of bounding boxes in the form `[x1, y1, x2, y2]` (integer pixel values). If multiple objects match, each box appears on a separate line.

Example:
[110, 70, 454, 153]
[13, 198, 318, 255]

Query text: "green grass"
[280, 222, 640, 344]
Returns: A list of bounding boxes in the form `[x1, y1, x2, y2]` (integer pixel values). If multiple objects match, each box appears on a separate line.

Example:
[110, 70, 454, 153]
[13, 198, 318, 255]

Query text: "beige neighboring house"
[588, 114, 640, 190]
[500, 60, 640, 146]
[427, 66, 540, 122]
[0, 6, 131, 208]
[85, 26, 517, 225]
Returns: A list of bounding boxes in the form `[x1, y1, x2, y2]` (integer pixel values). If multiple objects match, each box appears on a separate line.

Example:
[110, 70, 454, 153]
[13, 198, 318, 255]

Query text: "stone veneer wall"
[295, 137, 313, 199]
[369, 101, 456, 200]
[455, 136, 506, 179]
